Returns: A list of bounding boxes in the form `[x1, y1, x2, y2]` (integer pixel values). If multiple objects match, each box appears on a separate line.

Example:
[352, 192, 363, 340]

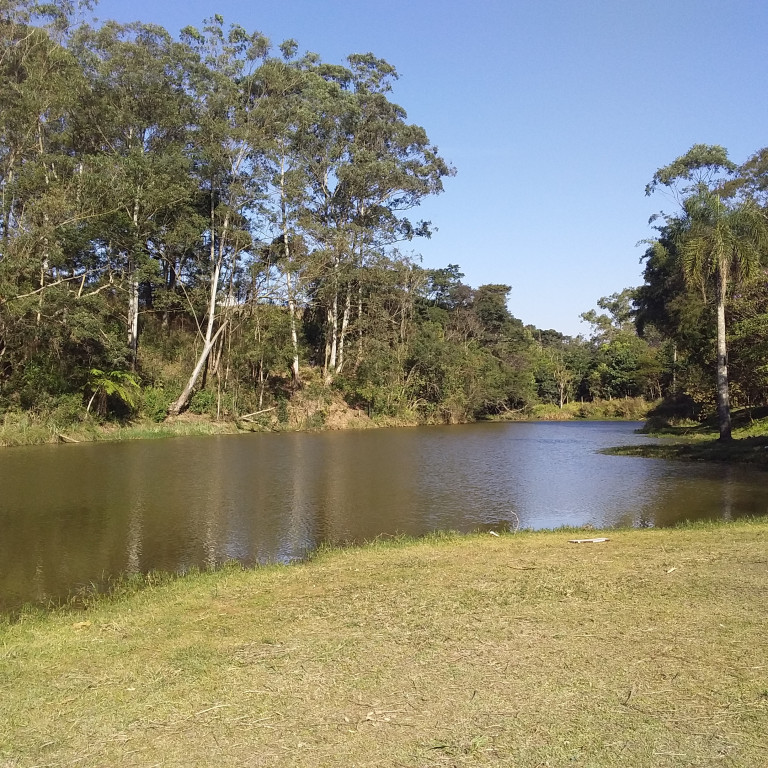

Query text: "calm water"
[1, 421, 767, 612]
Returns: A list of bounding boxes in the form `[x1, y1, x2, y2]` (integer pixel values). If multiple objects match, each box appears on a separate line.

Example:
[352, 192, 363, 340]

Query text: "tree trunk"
[167, 321, 226, 416]
[127, 263, 139, 367]
[287, 288, 301, 385]
[325, 298, 338, 383]
[36, 256, 47, 325]
[127, 167, 142, 367]
[715, 273, 732, 441]
[167, 205, 230, 416]
[325, 267, 339, 384]
[337, 284, 351, 375]
[279, 151, 301, 386]
[355, 280, 364, 373]
[672, 343, 677, 394]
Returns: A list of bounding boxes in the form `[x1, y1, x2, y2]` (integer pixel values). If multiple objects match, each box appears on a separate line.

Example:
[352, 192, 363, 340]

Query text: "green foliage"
[643, 148, 768, 438]
[12, 10, 756, 436]
[528, 397, 653, 422]
[140, 386, 173, 422]
[85, 369, 140, 417]
[48, 392, 86, 425]
[275, 395, 289, 424]
[188, 388, 216, 416]
[646, 143, 736, 196]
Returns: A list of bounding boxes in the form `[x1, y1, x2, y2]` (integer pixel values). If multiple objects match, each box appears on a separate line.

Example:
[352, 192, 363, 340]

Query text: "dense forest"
[1, 2, 767, 436]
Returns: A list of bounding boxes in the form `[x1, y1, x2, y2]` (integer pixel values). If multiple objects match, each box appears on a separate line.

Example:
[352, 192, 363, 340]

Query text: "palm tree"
[676, 190, 768, 441]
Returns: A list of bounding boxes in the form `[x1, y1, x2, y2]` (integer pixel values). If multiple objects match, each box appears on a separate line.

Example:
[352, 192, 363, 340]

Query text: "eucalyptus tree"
[333, 54, 452, 379]
[69, 20, 197, 366]
[0, 0, 94, 396]
[294, 54, 453, 383]
[253, 44, 327, 386]
[282, 57, 354, 382]
[167, 16, 270, 416]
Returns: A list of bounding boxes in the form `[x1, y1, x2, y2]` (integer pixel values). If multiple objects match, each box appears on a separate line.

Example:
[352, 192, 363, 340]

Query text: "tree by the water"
[644, 145, 768, 439]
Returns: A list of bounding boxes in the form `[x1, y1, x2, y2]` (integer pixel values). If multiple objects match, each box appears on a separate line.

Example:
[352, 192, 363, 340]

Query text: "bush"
[141, 386, 173, 422]
[48, 393, 85, 426]
[276, 395, 289, 424]
[189, 388, 216, 416]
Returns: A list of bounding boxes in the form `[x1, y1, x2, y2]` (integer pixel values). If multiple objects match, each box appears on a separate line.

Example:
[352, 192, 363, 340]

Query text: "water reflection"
[1, 422, 767, 611]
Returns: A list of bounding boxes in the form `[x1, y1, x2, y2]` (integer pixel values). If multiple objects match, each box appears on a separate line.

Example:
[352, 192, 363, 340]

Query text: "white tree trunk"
[167, 207, 230, 416]
[324, 254, 340, 384]
[337, 285, 351, 374]
[127, 269, 139, 365]
[127, 197, 141, 367]
[287, 286, 301, 384]
[715, 272, 732, 441]
[279, 151, 301, 386]
[325, 294, 338, 384]
[168, 318, 227, 417]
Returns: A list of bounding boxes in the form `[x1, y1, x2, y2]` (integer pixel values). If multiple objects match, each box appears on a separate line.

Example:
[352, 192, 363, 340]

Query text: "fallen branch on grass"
[239, 407, 276, 422]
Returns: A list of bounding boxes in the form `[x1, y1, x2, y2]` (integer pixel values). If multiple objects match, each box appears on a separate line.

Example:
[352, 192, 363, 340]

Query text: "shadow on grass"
[604, 435, 768, 467]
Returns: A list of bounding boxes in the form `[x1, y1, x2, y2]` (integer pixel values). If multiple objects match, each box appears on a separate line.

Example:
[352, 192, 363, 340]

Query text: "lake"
[1, 421, 766, 612]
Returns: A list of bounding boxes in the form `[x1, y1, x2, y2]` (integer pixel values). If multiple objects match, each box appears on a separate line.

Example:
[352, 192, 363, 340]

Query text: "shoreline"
[3, 519, 767, 767]
[4, 517, 764, 618]
[0, 397, 654, 449]
[4, 402, 766, 470]
[603, 438, 768, 467]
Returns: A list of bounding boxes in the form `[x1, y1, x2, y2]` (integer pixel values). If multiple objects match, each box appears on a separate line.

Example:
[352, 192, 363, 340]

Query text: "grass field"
[2, 521, 768, 767]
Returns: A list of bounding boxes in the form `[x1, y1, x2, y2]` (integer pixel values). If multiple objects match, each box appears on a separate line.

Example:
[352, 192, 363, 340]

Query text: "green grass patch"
[500, 397, 655, 422]
[641, 405, 768, 437]
[606, 408, 768, 467]
[0, 412, 243, 448]
[604, 436, 768, 467]
[2, 521, 768, 767]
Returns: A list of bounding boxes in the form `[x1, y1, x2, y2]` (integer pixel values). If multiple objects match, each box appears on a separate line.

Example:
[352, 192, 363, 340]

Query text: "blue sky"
[89, 0, 768, 336]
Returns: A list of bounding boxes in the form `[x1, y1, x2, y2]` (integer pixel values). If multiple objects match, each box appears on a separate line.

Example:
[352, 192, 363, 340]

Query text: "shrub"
[141, 386, 173, 422]
[189, 388, 216, 416]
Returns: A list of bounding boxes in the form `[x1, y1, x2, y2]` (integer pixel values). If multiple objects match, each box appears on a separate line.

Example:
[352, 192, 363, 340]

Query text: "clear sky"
[87, 0, 768, 336]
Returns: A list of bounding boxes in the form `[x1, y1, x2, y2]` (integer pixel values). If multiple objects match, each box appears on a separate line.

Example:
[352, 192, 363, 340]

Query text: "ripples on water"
[1, 421, 766, 610]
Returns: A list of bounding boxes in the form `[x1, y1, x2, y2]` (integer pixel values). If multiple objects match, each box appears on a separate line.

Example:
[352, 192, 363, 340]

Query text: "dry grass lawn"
[1, 521, 767, 767]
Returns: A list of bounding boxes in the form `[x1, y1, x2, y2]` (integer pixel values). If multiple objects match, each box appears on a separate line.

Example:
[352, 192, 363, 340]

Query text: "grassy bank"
[3, 521, 768, 767]
[0, 396, 655, 449]
[527, 397, 653, 421]
[604, 409, 768, 468]
[0, 411, 242, 448]
[604, 436, 768, 467]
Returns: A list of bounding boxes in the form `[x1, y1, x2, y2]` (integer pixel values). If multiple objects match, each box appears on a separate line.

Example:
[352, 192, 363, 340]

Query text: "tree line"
[638, 144, 768, 440]
[2, 3, 765, 432]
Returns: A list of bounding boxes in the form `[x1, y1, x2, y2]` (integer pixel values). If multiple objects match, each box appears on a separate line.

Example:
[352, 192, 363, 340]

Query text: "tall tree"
[167, 17, 269, 416]
[674, 190, 768, 439]
[0, 0, 98, 395]
[295, 54, 453, 383]
[255, 46, 326, 386]
[70, 20, 196, 367]
[647, 144, 768, 437]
